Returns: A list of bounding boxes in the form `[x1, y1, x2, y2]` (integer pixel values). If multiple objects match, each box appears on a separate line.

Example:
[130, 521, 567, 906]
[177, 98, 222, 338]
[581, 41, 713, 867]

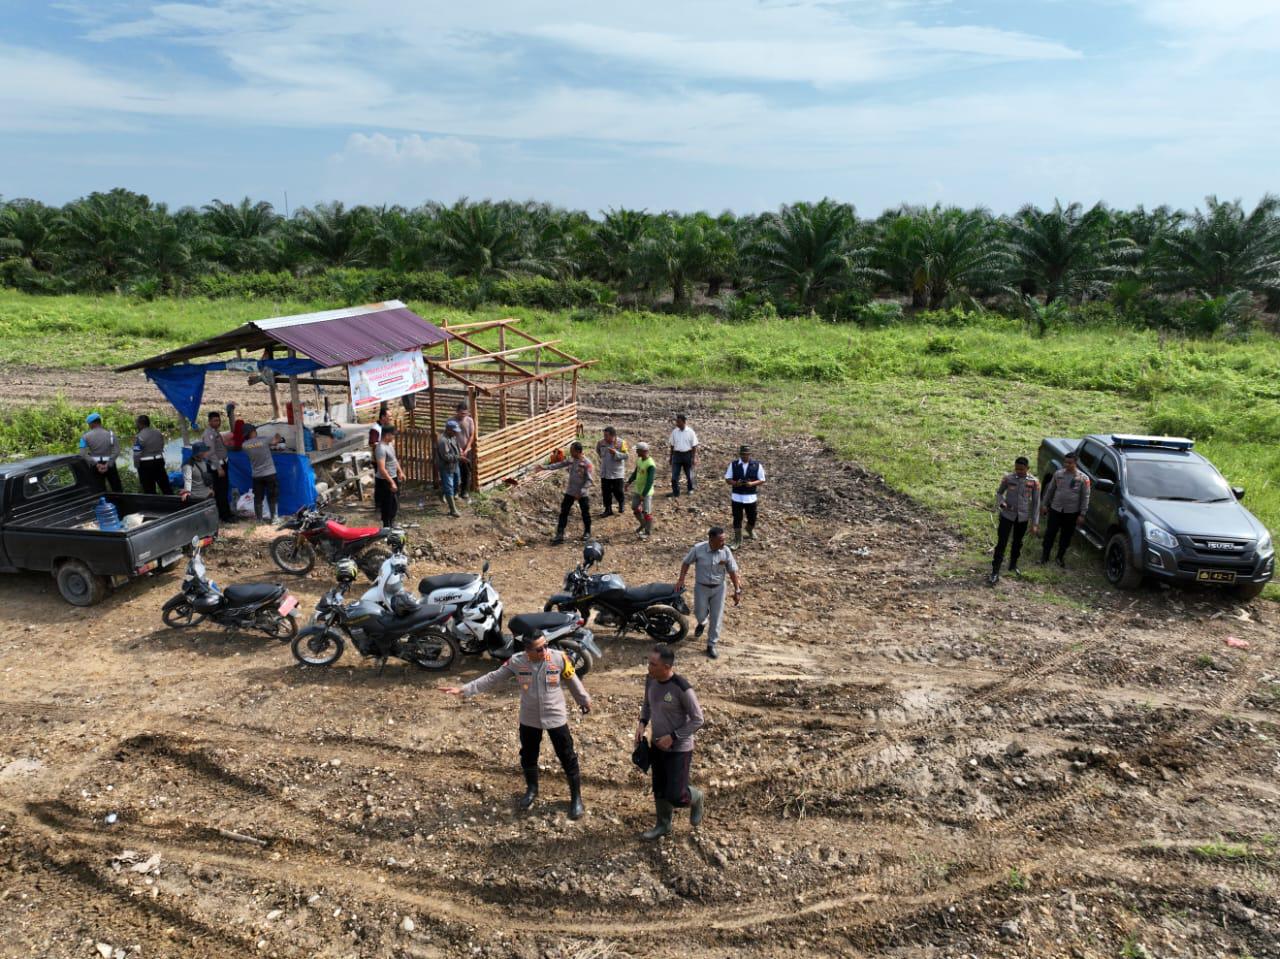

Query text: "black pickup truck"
[1038, 434, 1274, 599]
[0, 454, 219, 606]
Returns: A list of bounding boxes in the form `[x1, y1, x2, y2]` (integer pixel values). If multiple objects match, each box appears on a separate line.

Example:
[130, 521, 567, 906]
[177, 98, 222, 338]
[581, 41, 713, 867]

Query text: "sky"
[1, 0, 1277, 216]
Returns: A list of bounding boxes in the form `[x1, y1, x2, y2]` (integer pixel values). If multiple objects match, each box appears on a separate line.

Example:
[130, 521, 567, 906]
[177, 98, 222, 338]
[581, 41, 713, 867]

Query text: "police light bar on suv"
[1110, 434, 1194, 451]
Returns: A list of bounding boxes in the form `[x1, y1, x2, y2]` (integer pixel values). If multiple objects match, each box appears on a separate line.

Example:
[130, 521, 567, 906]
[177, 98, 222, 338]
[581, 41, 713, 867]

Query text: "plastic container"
[95, 496, 123, 532]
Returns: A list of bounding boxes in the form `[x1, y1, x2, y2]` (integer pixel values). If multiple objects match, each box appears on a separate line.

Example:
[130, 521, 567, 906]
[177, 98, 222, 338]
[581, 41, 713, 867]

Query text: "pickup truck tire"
[1232, 581, 1268, 602]
[56, 560, 108, 607]
[1104, 534, 1143, 590]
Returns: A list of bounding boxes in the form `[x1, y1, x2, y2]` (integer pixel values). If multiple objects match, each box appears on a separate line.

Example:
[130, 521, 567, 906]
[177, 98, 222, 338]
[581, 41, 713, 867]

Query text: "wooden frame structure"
[397, 319, 593, 490]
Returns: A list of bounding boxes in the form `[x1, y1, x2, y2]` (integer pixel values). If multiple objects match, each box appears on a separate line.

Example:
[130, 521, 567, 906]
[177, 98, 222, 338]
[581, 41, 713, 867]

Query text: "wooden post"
[180, 416, 191, 448]
[428, 364, 438, 486]
[468, 388, 480, 493]
[497, 325, 508, 428]
[287, 351, 304, 453]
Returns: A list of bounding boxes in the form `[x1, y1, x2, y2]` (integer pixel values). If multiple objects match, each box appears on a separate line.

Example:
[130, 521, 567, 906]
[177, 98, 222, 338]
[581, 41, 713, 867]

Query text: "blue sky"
[1, 0, 1277, 216]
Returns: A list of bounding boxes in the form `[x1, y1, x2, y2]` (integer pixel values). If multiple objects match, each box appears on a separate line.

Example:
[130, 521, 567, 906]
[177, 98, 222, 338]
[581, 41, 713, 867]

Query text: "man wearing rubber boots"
[990, 456, 1040, 585]
[439, 636, 591, 819]
[635, 643, 705, 839]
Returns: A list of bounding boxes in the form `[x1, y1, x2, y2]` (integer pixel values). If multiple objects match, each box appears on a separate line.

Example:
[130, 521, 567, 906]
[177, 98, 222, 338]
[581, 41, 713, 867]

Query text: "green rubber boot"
[446, 495, 461, 517]
[641, 799, 674, 840]
[689, 786, 705, 827]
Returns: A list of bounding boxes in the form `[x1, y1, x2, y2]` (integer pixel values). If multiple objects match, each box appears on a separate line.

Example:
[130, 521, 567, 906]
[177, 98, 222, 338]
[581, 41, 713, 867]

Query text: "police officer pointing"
[1040, 451, 1091, 568]
[440, 636, 591, 819]
[990, 455, 1039, 585]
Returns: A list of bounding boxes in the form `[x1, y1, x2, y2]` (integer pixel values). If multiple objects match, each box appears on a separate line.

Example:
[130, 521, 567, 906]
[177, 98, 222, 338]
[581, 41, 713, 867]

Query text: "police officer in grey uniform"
[1040, 451, 1091, 568]
[79, 412, 122, 493]
[990, 455, 1040, 584]
[676, 526, 743, 660]
[132, 414, 172, 496]
[635, 643, 705, 839]
[440, 636, 591, 819]
[202, 410, 235, 523]
[242, 424, 285, 522]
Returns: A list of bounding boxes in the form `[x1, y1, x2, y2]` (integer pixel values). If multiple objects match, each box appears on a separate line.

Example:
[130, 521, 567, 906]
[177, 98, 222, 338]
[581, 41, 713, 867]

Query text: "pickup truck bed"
[0, 455, 219, 605]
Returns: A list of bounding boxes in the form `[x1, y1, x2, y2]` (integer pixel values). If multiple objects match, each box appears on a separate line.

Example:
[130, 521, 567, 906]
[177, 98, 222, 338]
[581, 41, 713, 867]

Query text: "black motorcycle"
[544, 542, 689, 644]
[161, 539, 300, 641]
[291, 559, 461, 672]
[270, 506, 397, 580]
[494, 611, 603, 677]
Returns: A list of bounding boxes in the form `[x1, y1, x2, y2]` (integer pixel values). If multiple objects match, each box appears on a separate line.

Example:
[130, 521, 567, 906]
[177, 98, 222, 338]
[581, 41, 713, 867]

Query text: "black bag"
[631, 738, 652, 773]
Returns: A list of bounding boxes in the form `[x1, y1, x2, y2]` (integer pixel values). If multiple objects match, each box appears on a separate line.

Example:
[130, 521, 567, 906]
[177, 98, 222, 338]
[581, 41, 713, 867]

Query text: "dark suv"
[1038, 434, 1274, 600]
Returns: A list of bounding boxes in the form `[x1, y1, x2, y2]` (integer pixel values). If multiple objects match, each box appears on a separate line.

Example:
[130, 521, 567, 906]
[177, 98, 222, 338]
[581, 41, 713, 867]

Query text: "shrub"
[854, 301, 904, 328]
[1146, 396, 1223, 440]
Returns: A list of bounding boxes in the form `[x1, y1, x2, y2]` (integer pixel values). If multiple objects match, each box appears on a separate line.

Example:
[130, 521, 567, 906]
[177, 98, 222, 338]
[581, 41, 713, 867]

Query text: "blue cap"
[86, 412, 102, 424]
[191, 442, 209, 456]
[445, 419, 460, 431]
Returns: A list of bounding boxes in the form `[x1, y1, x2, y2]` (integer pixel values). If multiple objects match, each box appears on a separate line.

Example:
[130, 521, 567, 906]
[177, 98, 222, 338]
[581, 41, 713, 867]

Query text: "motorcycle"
[544, 541, 689, 644]
[270, 506, 397, 580]
[161, 538, 300, 641]
[292, 558, 461, 672]
[504, 610, 603, 677]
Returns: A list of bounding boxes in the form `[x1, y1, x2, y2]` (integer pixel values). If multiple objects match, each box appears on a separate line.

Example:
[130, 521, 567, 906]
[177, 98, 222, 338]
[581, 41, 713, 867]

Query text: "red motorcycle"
[270, 507, 398, 580]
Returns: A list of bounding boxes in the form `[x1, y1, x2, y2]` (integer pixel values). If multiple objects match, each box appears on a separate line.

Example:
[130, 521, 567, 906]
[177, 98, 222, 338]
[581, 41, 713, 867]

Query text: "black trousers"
[458, 458, 471, 496]
[556, 494, 591, 536]
[374, 477, 399, 528]
[92, 464, 124, 494]
[137, 460, 172, 496]
[519, 723, 579, 778]
[993, 516, 1028, 572]
[601, 478, 625, 513]
[212, 466, 234, 521]
[671, 452, 694, 495]
[1041, 509, 1080, 561]
[651, 744, 694, 807]
[731, 500, 758, 531]
[252, 475, 280, 520]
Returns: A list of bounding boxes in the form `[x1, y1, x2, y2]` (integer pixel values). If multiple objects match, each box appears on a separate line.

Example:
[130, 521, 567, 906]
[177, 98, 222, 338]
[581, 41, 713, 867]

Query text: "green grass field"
[1, 290, 1276, 598]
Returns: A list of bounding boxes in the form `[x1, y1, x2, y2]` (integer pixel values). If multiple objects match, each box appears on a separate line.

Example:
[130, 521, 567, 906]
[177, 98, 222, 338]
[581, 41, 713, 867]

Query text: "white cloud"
[335, 133, 480, 165]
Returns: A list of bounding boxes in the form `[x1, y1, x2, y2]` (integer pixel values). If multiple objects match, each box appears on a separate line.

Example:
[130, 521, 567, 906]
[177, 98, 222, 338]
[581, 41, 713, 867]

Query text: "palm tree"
[752, 199, 875, 309]
[435, 200, 546, 279]
[1006, 201, 1137, 303]
[56, 189, 152, 291]
[202, 197, 281, 272]
[141, 205, 215, 292]
[0, 199, 61, 273]
[586, 208, 651, 286]
[631, 215, 714, 307]
[875, 206, 1010, 309]
[287, 201, 371, 270]
[1153, 195, 1280, 297]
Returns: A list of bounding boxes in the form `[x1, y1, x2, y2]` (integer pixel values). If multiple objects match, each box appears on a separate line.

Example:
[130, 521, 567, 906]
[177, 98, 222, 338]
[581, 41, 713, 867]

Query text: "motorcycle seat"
[624, 582, 678, 603]
[325, 520, 381, 542]
[378, 603, 449, 630]
[510, 611, 577, 636]
[223, 583, 284, 606]
[419, 572, 479, 593]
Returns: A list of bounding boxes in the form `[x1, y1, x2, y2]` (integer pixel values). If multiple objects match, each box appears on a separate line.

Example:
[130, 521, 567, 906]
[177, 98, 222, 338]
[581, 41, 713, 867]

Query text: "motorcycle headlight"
[1257, 530, 1273, 555]
[1144, 522, 1178, 549]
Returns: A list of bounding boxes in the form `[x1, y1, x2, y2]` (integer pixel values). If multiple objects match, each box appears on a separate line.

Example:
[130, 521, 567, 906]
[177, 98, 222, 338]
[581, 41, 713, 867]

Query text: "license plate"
[160, 550, 182, 568]
[1196, 569, 1237, 584]
[279, 595, 299, 616]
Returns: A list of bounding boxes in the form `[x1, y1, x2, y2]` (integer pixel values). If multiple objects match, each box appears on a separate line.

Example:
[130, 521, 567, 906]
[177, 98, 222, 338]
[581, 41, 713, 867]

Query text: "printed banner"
[348, 349, 429, 410]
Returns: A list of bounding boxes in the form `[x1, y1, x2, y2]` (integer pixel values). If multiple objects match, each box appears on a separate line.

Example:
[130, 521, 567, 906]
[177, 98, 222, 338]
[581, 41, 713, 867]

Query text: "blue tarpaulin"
[226, 448, 318, 516]
[146, 358, 321, 425]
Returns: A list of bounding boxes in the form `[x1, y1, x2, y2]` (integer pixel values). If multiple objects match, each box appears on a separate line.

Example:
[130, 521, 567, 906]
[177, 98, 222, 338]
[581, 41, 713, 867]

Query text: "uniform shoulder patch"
[670, 674, 692, 692]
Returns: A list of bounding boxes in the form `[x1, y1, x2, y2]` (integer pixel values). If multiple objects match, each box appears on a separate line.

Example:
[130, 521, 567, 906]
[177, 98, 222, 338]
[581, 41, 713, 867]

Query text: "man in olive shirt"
[242, 424, 285, 522]
[627, 441, 657, 537]
[132, 414, 172, 496]
[676, 526, 743, 660]
[634, 643, 705, 839]
[1040, 451, 1092, 568]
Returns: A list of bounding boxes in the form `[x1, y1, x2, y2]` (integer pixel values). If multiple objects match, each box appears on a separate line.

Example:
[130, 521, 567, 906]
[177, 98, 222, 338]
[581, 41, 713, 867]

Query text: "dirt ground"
[1, 382, 1277, 959]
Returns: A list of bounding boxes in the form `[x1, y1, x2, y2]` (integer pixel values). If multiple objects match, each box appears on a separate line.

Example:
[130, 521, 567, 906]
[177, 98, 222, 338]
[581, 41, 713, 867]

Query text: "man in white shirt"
[724, 444, 765, 546]
[668, 414, 699, 498]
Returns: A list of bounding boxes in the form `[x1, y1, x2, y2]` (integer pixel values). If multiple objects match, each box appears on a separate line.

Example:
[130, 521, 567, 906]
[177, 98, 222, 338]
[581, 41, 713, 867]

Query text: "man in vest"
[79, 412, 122, 493]
[439, 635, 591, 819]
[724, 444, 765, 546]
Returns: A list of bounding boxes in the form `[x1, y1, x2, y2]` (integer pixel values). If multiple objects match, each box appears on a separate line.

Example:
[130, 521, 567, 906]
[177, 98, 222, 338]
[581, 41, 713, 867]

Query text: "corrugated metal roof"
[116, 301, 451, 372]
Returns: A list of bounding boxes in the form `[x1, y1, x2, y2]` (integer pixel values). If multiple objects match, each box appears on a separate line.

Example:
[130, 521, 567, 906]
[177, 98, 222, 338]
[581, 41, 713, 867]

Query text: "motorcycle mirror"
[190, 535, 201, 550]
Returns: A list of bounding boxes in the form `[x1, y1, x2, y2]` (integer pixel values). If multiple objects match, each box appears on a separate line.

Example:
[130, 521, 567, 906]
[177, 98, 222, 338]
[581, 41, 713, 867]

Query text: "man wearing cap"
[724, 445, 765, 546]
[454, 401, 476, 502]
[635, 643, 705, 839]
[536, 441, 595, 545]
[180, 443, 215, 503]
[626, 441, 657, 537]
[201, 410, 235, 523]
[990, 456, 1040, 585]
[79, 413, 122, 493]
[595, 426, 628, 517]
[1040, 451, 1091, 568]
[668, 414, 699, 497]
[242, 424, 286, 523]
[374, 424, 401, 528]
[132, 414, 172, 496]
[676, 526, 742, 660]
[439, 635, 591, 820]
[436, 420, 463, 517]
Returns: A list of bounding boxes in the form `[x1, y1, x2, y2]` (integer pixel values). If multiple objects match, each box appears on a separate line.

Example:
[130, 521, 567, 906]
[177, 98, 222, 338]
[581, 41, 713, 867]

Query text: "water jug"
[95, 496, 122, 532]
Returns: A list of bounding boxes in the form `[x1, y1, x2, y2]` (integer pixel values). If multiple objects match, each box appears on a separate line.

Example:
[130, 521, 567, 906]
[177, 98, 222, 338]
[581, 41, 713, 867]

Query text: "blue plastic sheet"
[226, 450, 318, 516]
[146, 358, 322, 425]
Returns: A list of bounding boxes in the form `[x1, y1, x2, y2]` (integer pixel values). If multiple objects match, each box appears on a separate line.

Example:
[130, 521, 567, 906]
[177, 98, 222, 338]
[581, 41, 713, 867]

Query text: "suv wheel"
[1104, 534, 1143, 590]
[1231, 581, 1267, 602]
